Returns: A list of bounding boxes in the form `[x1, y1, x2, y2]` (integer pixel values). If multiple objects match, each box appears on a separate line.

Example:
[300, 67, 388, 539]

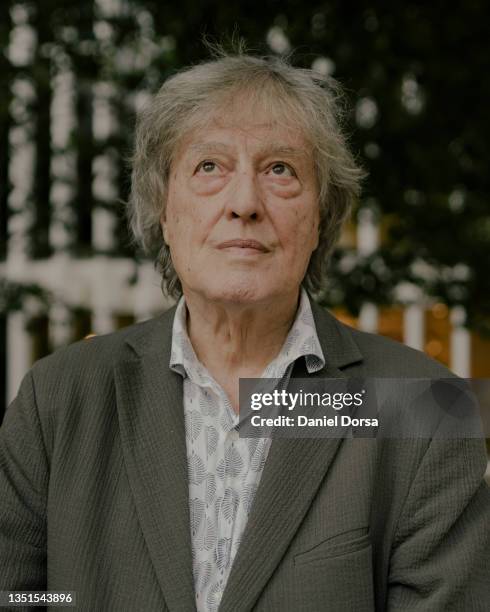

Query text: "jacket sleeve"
[387, 435, 490, 611]
[0, 370, 48, 592]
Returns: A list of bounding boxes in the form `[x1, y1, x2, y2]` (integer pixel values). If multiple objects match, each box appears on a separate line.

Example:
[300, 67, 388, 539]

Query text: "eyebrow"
[187, 141, 306, 159]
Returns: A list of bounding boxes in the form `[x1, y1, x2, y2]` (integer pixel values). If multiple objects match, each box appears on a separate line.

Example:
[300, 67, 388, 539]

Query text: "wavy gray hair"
[128, 51, 364, 299]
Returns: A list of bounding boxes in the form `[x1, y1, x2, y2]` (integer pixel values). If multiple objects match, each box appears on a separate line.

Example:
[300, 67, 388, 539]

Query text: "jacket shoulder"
[32, 315, 165, 375]
[347, 325, 456, 378]
[309, 296, 455, 379]
[27, 311, 174, 413]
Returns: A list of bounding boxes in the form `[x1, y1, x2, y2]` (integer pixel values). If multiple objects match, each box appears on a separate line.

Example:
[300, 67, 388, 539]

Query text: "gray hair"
[128, 50, 364, 299]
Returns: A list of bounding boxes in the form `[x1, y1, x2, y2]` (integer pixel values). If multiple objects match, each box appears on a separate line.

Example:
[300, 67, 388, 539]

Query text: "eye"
[269, 163, 295, 177]
[196, 160, 218, 174]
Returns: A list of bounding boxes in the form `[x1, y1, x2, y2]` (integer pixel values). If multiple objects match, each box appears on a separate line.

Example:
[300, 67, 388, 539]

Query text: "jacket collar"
[115, 294, 364, 612]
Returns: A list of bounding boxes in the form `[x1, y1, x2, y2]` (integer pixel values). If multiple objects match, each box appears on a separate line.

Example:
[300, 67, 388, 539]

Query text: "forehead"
[185, 124, 309, 155]
[174, 90, 314, 159]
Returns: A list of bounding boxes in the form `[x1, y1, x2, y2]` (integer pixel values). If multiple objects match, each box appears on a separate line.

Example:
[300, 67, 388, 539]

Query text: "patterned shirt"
[169, 288, 325, 612]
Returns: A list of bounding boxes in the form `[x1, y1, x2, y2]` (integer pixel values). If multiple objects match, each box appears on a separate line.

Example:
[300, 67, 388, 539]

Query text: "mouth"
[217, 239, 269, 253]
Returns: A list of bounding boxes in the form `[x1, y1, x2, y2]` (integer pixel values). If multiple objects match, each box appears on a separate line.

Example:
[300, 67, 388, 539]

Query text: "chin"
[202, 277, 273, 305]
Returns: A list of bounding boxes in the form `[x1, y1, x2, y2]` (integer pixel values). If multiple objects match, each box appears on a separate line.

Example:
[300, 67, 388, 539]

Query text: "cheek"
[288, 207, 319, 252]
[166, 201, 216, 255]
[164, 185, 181, 235]
[165, 192, 194, 240]
[165, 212, 182, 247]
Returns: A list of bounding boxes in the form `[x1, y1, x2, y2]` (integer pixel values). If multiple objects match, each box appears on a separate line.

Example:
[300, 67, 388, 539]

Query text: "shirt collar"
[261, 287, 325, 377]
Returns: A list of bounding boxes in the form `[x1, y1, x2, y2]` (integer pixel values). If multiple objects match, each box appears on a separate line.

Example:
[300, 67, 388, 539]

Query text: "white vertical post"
[357, 207, 379, 332]
[359, 303, 378, 333]
[49, 61, 77, 350]
[5, 9, 37, 402]
[450, 306, 471, 377]
[6, 312, 31, 404]
[134, 262, 159, 322]
[91, 45, 119, 334]
[49, 299, 72, 349]
[50, 63, 76, 251]
[91, 81, 117, 253]
[91, 257, 116, 335]
[403, 304, 425, 351]
[91, 305, 115, 335]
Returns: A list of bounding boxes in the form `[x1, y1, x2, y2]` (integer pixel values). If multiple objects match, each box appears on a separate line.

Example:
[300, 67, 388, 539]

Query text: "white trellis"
[2, 257, 170, 404]
[3, 0, 172, 405]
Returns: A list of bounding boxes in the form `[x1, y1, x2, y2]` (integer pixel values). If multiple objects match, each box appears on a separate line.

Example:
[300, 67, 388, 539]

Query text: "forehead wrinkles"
[186, 139, 310, 159]
[176, 118, 314, 165]
[172, 85, 315, 158]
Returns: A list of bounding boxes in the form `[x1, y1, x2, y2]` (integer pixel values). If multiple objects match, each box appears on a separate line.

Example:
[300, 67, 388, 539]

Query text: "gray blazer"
[1, 298, 489, 611]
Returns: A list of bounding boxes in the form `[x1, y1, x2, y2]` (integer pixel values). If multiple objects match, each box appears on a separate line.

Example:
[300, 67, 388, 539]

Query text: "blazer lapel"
[218, 298, 364, 612]
[114, 308, 197, 612]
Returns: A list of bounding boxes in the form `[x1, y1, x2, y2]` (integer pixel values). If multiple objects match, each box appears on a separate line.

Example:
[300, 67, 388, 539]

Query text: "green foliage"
[0, 278, 52, 312]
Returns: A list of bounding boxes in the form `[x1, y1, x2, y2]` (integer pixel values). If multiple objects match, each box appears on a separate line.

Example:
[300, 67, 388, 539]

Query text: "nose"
[226, 170, 264, 221]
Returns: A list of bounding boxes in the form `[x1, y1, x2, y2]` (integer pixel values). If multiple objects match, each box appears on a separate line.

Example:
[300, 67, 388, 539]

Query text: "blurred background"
[0, 0, 489, 427]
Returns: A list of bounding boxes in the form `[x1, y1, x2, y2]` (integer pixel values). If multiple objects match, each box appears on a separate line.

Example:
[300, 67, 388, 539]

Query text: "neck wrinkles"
[184, 290, 301, 373]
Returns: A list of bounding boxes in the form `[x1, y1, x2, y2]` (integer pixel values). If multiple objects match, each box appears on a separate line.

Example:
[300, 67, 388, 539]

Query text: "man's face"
[161, 109, 320, 306]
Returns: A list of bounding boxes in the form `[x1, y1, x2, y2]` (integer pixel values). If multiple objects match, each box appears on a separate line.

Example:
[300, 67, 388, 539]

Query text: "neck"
[184, 289, 301, 378]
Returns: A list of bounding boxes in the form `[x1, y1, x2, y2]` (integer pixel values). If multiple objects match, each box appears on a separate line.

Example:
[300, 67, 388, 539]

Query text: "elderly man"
[1, 51, 489, 611]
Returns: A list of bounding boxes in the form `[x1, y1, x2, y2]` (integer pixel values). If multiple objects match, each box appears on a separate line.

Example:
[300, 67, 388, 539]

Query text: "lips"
[217, 239, 268, 252]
